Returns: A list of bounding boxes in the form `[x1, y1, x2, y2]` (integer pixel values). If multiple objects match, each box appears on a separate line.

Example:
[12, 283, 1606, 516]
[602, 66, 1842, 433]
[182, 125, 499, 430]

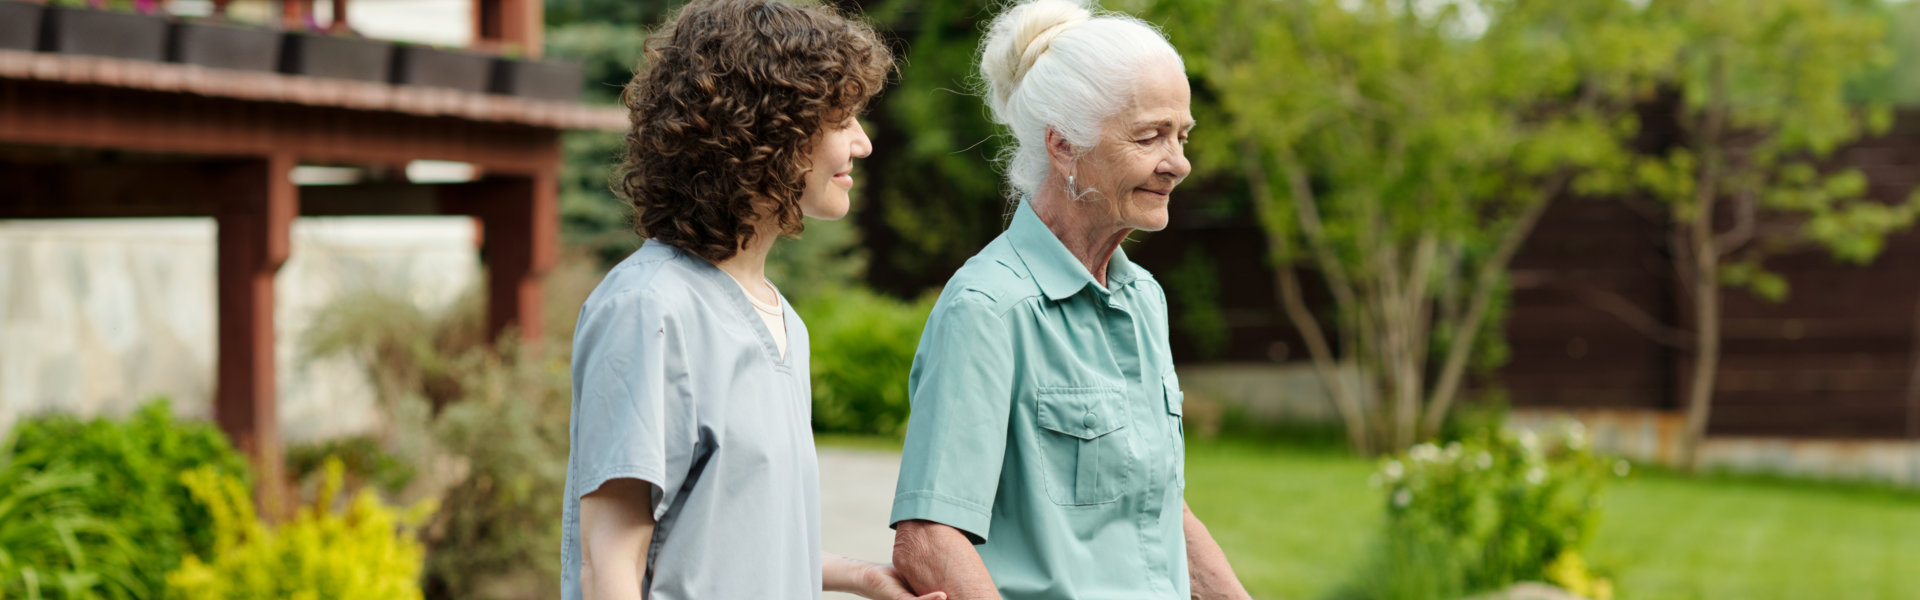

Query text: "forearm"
[580, 479, 656, 600]
[891, 520, 1001, 600]
[823, 553, 876, 594]
[1183, 503, 1251, 600]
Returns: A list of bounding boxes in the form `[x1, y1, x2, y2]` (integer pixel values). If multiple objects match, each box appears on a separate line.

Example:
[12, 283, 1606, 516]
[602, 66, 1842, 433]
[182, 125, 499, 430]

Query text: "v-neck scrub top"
[890, 201, 1191, 599]
[562, 240, 818, 600]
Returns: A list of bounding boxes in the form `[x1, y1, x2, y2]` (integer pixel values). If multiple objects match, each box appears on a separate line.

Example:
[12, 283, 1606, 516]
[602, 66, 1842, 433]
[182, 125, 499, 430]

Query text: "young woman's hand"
[824, 553, 946, 600]
[857, 561, 946, 600]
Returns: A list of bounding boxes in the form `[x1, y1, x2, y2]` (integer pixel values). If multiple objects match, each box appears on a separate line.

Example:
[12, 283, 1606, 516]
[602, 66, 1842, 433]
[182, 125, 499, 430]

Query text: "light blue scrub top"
[891, 200, 1191, 599]
[562, 240, 820, 600]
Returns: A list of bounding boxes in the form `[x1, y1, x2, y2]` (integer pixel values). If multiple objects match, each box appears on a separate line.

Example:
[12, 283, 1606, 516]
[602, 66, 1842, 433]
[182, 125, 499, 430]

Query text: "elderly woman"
[887, 1, 1251, 599]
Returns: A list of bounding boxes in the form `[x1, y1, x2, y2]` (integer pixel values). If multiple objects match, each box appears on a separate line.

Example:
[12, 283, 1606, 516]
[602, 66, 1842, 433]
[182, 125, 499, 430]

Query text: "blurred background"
[2, 0, 1918, 598]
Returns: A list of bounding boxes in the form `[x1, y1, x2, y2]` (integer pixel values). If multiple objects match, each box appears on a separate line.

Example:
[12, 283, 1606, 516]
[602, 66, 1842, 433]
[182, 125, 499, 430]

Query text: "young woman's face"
[798, 116, 874, 221]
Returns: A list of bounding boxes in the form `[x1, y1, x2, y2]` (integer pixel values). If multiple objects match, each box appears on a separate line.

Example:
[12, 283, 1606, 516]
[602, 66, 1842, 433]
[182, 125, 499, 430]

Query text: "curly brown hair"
[613, 0, 893, 264]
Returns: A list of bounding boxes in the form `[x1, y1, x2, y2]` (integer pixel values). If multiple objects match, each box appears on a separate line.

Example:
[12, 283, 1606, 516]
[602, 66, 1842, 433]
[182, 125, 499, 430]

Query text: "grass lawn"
[1183, 438, 1920, 600]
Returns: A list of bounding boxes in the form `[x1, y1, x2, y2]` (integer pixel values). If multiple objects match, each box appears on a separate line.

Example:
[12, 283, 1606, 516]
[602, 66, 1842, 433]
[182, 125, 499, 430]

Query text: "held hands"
[854, 560, 945, 600]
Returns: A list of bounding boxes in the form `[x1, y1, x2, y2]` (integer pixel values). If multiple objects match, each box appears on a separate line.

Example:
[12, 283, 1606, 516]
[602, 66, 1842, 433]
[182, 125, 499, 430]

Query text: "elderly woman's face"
[1081, 59, 1194, 232]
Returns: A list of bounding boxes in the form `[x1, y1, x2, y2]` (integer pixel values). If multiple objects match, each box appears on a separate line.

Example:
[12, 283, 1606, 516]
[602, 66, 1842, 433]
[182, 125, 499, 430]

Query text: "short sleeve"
[567, 290, 692, 521]
[889, 292, 1015, 543]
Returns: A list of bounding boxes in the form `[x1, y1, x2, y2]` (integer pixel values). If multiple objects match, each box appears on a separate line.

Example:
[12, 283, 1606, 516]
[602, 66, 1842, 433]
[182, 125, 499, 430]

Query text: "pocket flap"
[1163, 374, 1184, 417]
[1036, 387, 1127, 441]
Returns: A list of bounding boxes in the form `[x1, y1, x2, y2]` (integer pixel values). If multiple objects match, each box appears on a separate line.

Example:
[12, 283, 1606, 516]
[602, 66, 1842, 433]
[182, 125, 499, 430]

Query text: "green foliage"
[0, 441, 142, 599]
[2, 400, 252, 600]
[799, 286, 939, 437]
[545, 20, 650, 267]
[1147, 0, 1660, 452]
[287, 436, 416, 496]
[1637, 0, 1918, 300]
[1351, 425, 1623, 600]
[861, 0, 1015, 287]
[303, 258, 598, 599]
[1163, 248, 1231, 361]
[768, 216, 872, 306]
[166, 460, 435, 600]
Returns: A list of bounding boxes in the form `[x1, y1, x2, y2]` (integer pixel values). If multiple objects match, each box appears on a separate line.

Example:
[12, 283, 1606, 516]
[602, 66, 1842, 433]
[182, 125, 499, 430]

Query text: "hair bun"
[980, 0, 1091, 116]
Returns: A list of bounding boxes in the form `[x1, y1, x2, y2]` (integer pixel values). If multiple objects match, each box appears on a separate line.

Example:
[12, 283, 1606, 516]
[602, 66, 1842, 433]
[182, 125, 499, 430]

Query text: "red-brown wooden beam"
[0, 80, 563, 174]
[212, 156, 296, 519]
[0, 162, 224, 218]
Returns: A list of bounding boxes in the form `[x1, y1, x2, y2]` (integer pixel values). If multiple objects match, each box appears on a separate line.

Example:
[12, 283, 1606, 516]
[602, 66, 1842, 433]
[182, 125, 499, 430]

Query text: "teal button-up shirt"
[890, 200, 1189, 599]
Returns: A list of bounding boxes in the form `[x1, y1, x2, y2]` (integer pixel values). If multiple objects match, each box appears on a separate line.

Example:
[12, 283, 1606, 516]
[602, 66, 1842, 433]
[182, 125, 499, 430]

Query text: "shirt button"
[1083, 412, 1096, 430]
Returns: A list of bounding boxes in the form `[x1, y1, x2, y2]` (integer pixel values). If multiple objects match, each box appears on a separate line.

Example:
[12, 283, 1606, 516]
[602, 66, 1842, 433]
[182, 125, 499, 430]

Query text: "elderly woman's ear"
[1045, 126, 1078, 184]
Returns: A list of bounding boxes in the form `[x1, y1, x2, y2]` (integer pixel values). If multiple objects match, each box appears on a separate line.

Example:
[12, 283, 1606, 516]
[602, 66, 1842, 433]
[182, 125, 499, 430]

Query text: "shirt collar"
[1006, 199, 1148, 301]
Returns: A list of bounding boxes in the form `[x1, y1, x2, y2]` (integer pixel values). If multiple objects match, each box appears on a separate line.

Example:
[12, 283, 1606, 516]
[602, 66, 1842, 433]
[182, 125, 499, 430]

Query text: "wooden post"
[214, 155, 296, 518]
[473, 0, 542, 58]
[327, 0, 350, 34]
[455, 170, 558, 344]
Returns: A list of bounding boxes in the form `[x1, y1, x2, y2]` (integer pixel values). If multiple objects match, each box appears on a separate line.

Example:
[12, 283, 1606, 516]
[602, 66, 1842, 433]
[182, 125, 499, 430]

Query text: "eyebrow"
[1131, 119, 1197, 132]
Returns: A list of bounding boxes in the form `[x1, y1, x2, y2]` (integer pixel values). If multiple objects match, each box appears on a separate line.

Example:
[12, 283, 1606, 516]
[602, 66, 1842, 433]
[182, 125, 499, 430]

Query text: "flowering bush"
[166, 459, 436, 600]
[1355, 423, 1628, 600]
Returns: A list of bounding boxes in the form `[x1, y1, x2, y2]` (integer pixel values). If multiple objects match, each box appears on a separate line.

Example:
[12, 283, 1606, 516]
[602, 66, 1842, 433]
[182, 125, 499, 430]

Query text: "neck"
[1032, 181, 1131, 288]
[712, 218, 781, 304]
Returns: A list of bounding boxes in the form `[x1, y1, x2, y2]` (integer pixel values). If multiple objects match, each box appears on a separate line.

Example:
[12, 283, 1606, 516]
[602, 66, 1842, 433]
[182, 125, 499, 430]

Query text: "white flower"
[1476, 452, 1494, 470]
[1383, 460, 1405, 481]
[1518, 430, 1541, 452]
[1410, 443, 1440, 463]
[1444, 442, 1463, 461]
[1614, 459, 1632, 477]
[1526, 466, 1547, 486]
[1392, 488, 1413, 508]
[1565, 424, 1588, 451]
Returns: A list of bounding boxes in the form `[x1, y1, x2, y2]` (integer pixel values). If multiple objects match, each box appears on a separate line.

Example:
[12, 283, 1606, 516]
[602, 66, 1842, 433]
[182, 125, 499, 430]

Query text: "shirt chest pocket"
[1034, 387, 1131, 506]
[1163, 372, 1186, 490]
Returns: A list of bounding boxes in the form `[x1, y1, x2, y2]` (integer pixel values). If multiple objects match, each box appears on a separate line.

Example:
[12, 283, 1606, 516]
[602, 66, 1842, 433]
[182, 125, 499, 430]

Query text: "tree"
[1631, 0, 1920, 469]
[1146, 0, 1664, 454]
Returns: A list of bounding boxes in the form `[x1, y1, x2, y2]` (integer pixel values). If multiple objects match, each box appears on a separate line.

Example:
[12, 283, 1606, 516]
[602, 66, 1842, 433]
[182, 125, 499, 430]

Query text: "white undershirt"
[731, 276, 787, 359]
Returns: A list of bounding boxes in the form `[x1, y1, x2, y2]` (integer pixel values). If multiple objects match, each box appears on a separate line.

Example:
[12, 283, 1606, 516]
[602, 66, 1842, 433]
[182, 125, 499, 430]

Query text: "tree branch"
[1421, 177, 1561, 438]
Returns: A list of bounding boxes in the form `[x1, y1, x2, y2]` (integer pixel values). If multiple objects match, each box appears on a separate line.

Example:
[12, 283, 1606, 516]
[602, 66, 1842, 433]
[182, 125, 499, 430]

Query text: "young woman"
[561, 2, 940, 599]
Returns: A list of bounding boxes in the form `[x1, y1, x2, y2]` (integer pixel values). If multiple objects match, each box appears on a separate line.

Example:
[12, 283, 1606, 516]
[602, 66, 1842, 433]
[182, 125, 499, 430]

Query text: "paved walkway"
[819, 446, 906, 600]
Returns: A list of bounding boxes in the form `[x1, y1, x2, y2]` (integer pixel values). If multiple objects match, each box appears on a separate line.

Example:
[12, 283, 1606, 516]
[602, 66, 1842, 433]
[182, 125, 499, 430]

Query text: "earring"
[1067, 174, 1076, 194]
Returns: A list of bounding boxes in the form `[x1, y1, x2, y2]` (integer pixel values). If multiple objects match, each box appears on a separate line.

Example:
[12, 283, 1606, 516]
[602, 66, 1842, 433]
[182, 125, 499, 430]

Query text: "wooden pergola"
[0, 0, 619, 508]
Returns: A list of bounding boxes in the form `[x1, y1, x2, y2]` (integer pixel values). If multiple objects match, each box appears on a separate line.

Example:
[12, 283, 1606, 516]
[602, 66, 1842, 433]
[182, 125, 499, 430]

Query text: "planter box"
[39, 6, 168, 61]
[0, 1, 43, 52]
[168, 21, 280, 72]
[391, 45, 492, 93]
[490, 57, 584, 102]
[280, 32, 391, 83]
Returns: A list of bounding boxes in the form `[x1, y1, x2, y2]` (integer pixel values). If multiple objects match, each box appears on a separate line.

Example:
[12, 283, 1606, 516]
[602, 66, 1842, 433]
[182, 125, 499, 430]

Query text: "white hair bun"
[980, 0, 1092, 116]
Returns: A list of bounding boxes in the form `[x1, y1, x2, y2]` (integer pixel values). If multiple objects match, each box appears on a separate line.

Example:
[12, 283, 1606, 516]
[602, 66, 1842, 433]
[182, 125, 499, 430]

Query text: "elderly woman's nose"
[1162, 148, 1191, 179]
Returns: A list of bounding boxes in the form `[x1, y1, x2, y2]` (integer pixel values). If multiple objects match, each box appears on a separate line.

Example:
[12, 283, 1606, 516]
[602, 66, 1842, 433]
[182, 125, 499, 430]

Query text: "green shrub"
[0, 440, 143, 599]
[798, 286, 938, 437]
[1349, 424, 1625, 600]
[2, 400, 251, 599]
[166, 460, 435, 600]
[303, 258, 595, 599]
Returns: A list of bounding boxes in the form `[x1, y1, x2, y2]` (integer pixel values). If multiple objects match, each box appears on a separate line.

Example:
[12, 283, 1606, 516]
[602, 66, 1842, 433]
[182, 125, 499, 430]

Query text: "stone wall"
[0, 217, 480, 442]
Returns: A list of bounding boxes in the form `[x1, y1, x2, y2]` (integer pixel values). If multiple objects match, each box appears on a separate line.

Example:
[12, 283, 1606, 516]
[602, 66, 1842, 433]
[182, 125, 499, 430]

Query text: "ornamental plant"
[166, 459, 436, 600]
[1354, 423, 1628, 600]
